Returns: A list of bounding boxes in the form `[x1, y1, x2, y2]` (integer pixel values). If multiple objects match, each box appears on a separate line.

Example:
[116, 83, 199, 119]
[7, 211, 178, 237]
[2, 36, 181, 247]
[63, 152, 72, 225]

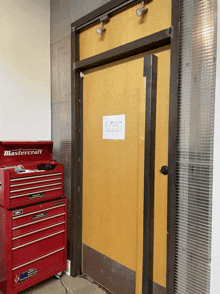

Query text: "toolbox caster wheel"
[55, 271, 62, 279]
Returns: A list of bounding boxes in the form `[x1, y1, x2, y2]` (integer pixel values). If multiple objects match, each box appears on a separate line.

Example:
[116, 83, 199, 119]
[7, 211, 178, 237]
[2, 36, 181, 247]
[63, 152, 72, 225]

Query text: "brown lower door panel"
[83, 244, 136, 294]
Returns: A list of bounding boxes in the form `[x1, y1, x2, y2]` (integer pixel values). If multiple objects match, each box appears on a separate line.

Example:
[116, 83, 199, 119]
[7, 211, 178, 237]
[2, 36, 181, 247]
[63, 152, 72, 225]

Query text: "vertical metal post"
[142, 54, 158, 294]
[166, 0, 180, 292]
[71, 27, 83, 277]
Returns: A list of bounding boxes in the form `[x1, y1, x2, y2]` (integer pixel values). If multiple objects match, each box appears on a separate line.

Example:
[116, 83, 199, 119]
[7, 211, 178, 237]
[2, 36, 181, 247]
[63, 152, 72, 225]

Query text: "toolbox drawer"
[12, 214, 65, 238]
[11, 198, 67, 238]
[10, 170, 63, 207]
[0, 163, 64, 209]
[12, 221, 65, 248]
[12, 231, 65, 268]
[12, 247, 65, 288]
[12, 203, 65, 227]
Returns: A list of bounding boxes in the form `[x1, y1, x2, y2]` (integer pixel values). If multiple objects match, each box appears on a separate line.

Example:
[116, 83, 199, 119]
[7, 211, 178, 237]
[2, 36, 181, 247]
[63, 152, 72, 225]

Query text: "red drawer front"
[12, 198, 67, 237]
[12, 231, 65, 268]
[10, 188, 62, 206]
[12, 222, 65, 248]
[10, 172, 63, 206]
[10, 188, 62, 205]
[10, 175, 62, 191]
[12, 214, 65, 238]
[12, 204, 65, 227]
[0, 164, 64, 209]
[12, 248, 65, 288]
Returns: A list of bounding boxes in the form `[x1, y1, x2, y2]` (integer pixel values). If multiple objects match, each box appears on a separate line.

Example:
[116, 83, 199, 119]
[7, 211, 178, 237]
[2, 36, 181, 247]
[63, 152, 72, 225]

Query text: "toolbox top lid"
[0, 141, 53, 166]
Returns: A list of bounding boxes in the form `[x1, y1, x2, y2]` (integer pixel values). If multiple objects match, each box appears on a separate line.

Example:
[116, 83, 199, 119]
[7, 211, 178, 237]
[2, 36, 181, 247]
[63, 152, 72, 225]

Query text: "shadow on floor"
[19, 273, 108, 294]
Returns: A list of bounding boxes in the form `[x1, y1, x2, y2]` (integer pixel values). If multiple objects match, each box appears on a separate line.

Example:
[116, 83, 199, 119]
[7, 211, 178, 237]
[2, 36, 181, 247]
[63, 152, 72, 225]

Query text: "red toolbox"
[0, 141, 64, 209]
[0, 142, 67, 294]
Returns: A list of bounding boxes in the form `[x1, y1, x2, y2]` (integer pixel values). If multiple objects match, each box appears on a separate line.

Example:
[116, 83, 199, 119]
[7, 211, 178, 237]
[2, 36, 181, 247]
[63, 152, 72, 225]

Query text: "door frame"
[70, 1, 180, 293]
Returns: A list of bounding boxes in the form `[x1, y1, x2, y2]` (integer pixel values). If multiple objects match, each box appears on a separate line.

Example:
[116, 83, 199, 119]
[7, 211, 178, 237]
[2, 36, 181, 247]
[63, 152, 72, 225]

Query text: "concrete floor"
[19, 274, 108, 294]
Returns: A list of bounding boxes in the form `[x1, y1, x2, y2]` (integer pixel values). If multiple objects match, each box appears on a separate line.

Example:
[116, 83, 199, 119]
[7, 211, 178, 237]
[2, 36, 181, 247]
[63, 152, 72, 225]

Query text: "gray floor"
[19, 273, 108, 294]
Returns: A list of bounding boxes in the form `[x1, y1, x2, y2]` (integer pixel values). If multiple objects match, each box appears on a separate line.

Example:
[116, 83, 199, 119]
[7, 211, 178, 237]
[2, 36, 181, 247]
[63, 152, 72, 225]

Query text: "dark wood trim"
[166, 0, 180, 293]
[75, 28, 171, 71]
[71, 0, 139, 31]
[142, 54, 158, 294]
[71, 29, 79, 63]
[83, 244, 136, 294]
[70, 28, 83, 277]
[70, 1, 179, 291]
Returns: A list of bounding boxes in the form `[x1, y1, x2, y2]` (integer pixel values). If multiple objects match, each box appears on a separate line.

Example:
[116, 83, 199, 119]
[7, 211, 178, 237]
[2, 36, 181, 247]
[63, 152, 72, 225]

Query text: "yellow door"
[82, 47, 170, 294]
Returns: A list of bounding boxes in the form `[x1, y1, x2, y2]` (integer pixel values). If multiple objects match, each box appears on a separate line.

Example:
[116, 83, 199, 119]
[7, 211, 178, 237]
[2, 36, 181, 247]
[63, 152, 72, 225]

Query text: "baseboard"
[83, 244, 136, 294]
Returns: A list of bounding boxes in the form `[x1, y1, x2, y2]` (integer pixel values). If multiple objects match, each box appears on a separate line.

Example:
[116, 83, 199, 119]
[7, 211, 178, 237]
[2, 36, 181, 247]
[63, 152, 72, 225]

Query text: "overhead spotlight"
[96, 14, 110, 35]
[96, 22, 106, 35]
[136, 1, 148, 17]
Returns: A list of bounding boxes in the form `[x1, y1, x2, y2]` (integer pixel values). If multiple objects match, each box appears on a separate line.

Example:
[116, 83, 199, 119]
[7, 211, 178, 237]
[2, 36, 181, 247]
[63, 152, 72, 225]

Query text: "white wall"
[0, 0, 51, 141]
[211, 1, 220, 293]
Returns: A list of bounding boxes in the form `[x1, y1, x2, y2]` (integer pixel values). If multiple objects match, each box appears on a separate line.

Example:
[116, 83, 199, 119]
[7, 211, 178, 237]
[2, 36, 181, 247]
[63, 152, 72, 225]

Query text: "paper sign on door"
[103, 115, 125, 140]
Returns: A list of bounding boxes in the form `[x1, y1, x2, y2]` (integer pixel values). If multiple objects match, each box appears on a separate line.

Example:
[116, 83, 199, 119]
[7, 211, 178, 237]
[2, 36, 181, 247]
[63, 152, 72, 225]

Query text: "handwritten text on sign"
[103, 115, 125, 140]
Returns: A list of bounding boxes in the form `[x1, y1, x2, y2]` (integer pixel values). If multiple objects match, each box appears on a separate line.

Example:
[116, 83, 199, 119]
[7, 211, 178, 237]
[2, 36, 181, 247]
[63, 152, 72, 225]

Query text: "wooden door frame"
[70, 1, 180, 293]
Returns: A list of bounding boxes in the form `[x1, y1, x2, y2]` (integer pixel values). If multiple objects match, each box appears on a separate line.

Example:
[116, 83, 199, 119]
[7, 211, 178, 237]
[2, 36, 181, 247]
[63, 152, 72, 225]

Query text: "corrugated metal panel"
[51, 34, 72, 254]
[50, 0, 113, 260]
[175, 1, 217, 293]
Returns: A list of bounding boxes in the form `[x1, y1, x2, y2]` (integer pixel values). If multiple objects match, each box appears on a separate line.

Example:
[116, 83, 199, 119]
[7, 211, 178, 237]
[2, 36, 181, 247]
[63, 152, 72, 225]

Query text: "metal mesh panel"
[51, 0, 112, 260]
[175, 1, 217, 293]
[51, 34, 72, 253]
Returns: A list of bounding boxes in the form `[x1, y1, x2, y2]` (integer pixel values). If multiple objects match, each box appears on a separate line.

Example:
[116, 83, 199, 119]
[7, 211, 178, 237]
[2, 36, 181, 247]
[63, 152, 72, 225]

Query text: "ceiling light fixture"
[96, 22, 106, 35]
[96, 15, 110, 35]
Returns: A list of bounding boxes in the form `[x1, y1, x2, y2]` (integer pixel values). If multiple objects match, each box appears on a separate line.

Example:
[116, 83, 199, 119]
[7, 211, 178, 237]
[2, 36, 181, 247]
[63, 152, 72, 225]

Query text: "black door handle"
[160, 165, 168, 175]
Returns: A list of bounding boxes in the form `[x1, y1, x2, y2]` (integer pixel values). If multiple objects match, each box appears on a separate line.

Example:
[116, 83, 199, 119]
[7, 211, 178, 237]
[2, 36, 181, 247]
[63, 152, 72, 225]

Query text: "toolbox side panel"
[0, 206, 12, 294]
[0, 170, 4, 207]
[0, 206, 7, 294]
[0, 170, 10, 208]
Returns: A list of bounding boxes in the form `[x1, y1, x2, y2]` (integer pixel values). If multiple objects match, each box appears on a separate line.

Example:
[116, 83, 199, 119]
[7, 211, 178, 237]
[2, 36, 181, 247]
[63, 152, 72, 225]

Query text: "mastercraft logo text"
[4, 149, 43, 156]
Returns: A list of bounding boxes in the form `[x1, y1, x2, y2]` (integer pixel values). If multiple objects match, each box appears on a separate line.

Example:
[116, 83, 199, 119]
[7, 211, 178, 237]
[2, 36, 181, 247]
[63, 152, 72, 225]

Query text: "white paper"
[103, 115, 125, 140]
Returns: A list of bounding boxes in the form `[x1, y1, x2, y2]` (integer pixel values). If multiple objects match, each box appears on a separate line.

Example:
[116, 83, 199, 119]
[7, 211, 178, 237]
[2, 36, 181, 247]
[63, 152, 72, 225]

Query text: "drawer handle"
[10, 177, 62, 187]
[12, 247, 65, 271]
[31, 212, 48, 220]
[12, 230, 65, 250]
[12, 221, 65, 240]
[12, 212, 65, 230]
[10, 173, 62, 182]
[11, 183, 61, 193]
[12, 204, 65, 219]
[10, 187, 61, 199]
